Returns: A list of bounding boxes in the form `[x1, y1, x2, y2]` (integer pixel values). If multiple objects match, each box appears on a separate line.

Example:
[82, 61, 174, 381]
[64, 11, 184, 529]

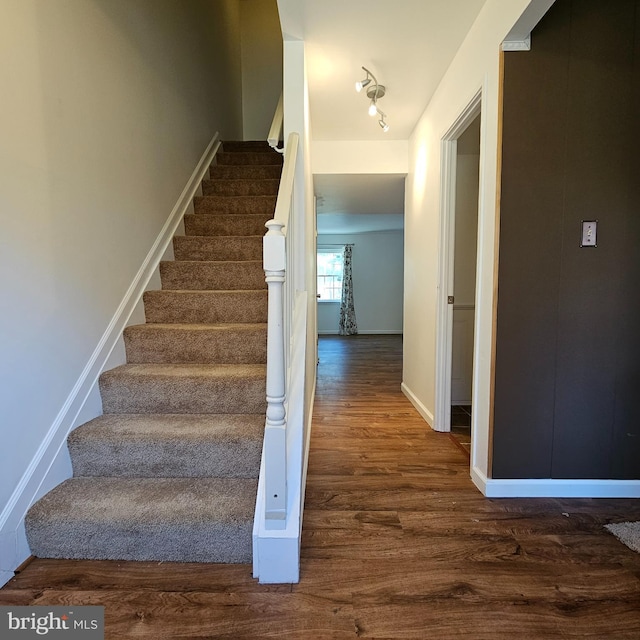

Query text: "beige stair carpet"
[26, 141, 281, 564]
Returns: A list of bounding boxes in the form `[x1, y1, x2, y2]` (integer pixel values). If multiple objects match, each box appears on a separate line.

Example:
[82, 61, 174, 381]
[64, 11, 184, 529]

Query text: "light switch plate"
[580, 220, 597, 247]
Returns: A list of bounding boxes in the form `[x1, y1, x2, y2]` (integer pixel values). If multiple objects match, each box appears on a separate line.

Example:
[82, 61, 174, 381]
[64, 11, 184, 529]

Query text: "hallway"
[2, 336, 640, 637]
[301, 335, 640, 637]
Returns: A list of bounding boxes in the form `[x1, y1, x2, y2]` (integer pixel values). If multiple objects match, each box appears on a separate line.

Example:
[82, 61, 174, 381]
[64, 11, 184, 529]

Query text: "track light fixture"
[355, 66, 389, 132]
[378, 110, 389, 132]
[355, 69, 372, 93]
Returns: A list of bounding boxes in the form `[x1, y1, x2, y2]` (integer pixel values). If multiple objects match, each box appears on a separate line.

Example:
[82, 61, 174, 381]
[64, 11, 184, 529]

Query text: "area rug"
[604, 521, 640, 553]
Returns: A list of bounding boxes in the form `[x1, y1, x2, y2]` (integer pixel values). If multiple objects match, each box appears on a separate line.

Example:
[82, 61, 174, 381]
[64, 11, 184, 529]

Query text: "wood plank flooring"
[2, 335, 640, 638]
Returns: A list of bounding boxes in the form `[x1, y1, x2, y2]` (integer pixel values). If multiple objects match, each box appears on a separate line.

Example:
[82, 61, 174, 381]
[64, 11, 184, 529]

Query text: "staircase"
[25, 141, 283, 564]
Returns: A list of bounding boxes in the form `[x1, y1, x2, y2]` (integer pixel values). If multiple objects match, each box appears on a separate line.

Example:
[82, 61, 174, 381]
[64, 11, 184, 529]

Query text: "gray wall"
[0, 0, 243, 518]
[493, 0, 640, 479]
[317, 231, 404, 334]
[452, 119, 479, 404]
[240, 0, 283, 139]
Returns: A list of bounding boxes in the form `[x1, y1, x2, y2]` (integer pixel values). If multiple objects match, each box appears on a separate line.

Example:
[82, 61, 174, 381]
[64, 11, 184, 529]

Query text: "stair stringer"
[0, 134, 221, 586]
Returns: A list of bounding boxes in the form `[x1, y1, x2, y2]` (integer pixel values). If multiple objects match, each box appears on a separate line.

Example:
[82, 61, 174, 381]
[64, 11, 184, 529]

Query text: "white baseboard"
[318, 330, 403, 335]
[472, 466, 640, 498]
[0, 133, 220, 586]
[401, 382, 434, 428]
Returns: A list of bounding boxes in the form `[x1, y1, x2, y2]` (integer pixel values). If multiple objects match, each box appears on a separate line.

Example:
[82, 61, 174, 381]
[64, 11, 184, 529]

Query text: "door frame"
[434, 90, 482, 433]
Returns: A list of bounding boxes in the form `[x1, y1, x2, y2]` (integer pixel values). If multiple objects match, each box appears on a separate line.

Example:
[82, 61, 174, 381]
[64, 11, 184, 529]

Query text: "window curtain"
[338, 244, 358, 335]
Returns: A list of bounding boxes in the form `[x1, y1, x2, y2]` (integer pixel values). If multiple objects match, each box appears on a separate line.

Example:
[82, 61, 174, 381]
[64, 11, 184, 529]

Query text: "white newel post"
[263, 220, 287, 526]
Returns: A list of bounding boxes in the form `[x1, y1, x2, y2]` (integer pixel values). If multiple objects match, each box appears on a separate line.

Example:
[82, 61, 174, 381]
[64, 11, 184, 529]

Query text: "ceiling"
[298, 0, 488, 141]
[277, 0, 489, 233]
[315, 174, 405, 234]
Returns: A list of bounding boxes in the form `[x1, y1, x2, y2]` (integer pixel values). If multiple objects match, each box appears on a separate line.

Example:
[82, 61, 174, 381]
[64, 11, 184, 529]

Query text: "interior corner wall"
[317, 231, 404, 334]
[0, 0, 243, 527]
[493, 0, 640, 480]
[240, 0, 283, 140]
[403, 0, 535, 478]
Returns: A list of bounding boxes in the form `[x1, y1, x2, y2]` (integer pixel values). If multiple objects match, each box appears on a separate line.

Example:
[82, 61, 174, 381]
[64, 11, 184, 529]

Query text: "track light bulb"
[379, 118, 389, 132]
[356, 67, 373, 93]
[368, 101, 378, 116]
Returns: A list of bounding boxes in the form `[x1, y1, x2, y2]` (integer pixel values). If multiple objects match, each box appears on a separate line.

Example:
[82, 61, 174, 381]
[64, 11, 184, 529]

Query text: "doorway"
[434, 91, 481, 448]
[450, 115, 480, 456]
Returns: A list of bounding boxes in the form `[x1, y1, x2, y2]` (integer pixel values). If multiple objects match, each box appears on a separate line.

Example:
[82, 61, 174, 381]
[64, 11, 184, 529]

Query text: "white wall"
[312, 140, 409, 174]
[317, 231, 404, 334]
[0, 0, 243, 572]
[402, 0, 551, 479]
[251, 26, 316, 582]
[240, 0, 283, 139]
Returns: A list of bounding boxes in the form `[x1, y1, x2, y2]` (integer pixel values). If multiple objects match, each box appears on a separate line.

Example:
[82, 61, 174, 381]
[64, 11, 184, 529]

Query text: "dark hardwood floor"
[450, 405, 472, 458]
[2, 335, 640, 638]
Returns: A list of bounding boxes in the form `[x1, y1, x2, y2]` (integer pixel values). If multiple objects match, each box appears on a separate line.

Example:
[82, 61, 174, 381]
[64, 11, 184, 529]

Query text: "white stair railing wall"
[253, 90, 309, 581]
[254, 35, 314, 583]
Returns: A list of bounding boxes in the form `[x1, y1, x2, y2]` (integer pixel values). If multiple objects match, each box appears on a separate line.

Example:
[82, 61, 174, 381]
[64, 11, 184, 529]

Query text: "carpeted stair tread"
[193, 195, 276, 215]
[99, 363, 266, 414]
[173, 235, 263, 261]
[25, 477, 256, 563]
[143, 290, 267, 323]
[209, 164, 282, 180]
[184, 213, 272, 237]
[216, 151, 282, 166]
[68, 414, 263, 478]
[202, 178, 280, 197]
[124, 323, 266, 364]
[159, 260, 266, 290]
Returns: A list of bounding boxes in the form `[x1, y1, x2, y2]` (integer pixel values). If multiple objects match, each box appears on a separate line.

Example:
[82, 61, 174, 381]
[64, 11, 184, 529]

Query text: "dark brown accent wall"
[493, 0, 640, 479]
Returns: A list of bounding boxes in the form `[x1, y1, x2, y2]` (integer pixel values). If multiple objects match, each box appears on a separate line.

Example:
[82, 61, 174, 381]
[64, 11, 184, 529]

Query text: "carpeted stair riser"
[216, 151, 282, 166]
[184, 213, 272, 237]
[222, 140, 274, 152]
[68, 414, 263, 478]
[173, 235, 263, 262]
[143, 290, 267, 324]
[209, 164, 282, 180]
[202, 178, 279, 197]
[99, 363, 266, 414]
[193, 195, 276, 215]
[159, 260, 266, 291]
[124, 323, 266, 364]
[25, 477, 256, 563]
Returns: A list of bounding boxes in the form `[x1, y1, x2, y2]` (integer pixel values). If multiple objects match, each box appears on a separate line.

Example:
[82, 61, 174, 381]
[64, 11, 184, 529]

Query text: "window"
[317, 249, 343, 302]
